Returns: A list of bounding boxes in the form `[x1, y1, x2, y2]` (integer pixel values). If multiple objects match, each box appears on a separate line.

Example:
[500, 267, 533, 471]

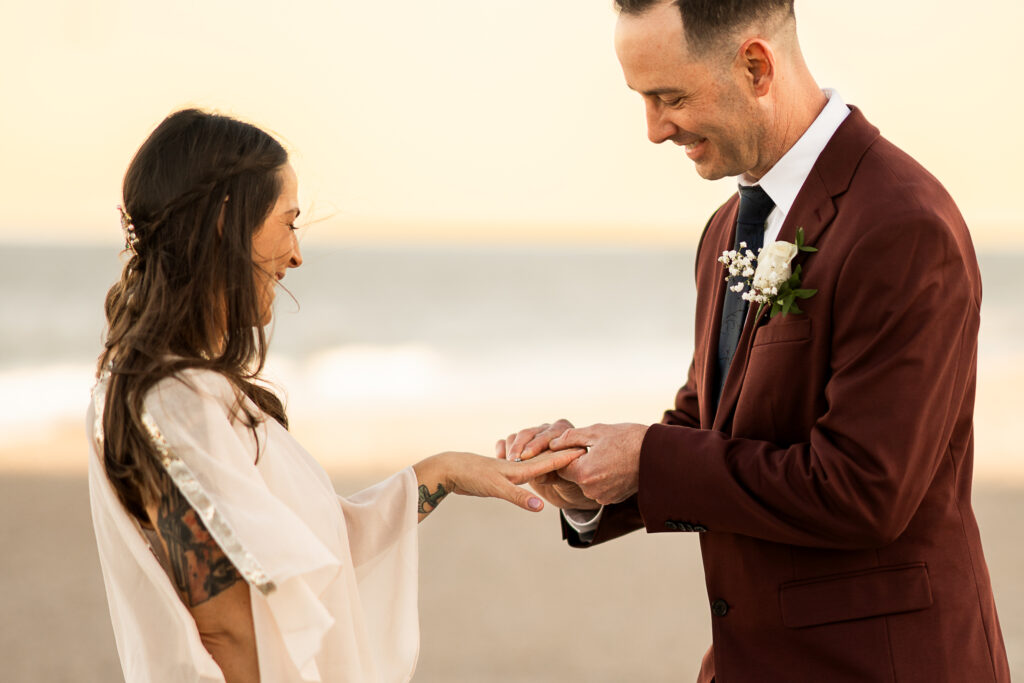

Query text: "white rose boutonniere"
[718, 227, 818, 318]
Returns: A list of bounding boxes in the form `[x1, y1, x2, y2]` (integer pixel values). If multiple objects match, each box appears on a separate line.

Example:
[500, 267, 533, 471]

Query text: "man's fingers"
[507, 424, 549, 461]
[559, 457, 585, 484]
[549, 426, 593, 451]
[532, 471, 559, 486]
[520, 421, 574, 460]
[502, 419, 575, 462]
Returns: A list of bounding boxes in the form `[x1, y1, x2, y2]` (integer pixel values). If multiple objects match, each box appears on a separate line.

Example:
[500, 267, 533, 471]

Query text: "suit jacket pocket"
[752, 317, 812, 346]
[779, 562, 932, 628]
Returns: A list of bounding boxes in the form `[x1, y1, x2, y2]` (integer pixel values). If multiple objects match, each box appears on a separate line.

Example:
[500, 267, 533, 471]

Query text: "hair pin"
[117, 205, 140, 255]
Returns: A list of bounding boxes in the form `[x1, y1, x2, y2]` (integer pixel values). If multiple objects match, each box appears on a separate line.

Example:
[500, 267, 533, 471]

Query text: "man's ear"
[737, 38, 775, 97]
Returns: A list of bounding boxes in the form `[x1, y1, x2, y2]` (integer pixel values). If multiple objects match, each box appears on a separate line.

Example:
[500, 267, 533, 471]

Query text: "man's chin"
[693, 163, 729, 181]
[693, 157, 747, 182]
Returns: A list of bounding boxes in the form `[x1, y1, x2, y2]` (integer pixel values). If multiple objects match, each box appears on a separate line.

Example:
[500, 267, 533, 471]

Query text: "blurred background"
[1, 0, 1021, 680]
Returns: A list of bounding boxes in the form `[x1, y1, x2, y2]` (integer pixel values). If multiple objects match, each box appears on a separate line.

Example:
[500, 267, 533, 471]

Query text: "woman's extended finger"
[485, 476, 545, 512]
[505, 448, 587, 484]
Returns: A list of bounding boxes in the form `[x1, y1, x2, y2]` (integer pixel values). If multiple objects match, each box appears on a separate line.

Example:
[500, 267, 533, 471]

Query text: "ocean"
[1, 244, 1021, 474]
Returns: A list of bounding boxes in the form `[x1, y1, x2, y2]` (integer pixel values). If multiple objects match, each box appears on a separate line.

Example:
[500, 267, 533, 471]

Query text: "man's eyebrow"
[627, 84, 688, 97]
[643, 87, 687, 97]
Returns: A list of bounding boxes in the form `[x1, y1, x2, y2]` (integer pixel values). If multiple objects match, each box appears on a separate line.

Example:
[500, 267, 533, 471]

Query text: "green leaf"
[789, 301, 803, 315]
[793, 288, 817, 299]
[800, 245, 818, 253]
[795, 227, 805, 248]
[781, 296, 794, 316]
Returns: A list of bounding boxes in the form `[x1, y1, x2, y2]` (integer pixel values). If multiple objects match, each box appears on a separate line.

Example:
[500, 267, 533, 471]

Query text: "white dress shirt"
[741, 88, 851, 246]
[565, 89, 851, 539]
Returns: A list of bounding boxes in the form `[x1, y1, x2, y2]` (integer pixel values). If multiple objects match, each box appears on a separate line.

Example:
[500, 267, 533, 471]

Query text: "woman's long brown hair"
[98, 109, 289, 522]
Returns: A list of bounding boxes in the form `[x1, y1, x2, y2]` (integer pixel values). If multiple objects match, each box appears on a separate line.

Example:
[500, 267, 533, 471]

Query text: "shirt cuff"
[562, 506, 604, 542]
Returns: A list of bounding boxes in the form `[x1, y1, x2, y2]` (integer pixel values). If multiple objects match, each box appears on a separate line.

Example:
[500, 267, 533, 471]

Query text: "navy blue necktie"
[715, 185, 775, 409]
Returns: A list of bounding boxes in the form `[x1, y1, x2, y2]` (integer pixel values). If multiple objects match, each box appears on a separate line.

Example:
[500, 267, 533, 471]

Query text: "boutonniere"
[718, 228, 818, 318]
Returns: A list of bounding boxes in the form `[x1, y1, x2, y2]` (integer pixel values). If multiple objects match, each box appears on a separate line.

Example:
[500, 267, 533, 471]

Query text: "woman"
[87, 109, 580, 682]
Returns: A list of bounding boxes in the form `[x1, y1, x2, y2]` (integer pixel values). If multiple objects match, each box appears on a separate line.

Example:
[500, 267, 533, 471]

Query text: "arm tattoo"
[155, 473, 242, 607]
[418, 483, 449, 514]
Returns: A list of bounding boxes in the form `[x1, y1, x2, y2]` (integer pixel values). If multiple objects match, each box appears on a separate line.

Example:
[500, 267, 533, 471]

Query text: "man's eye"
[662, 97, 685, 108]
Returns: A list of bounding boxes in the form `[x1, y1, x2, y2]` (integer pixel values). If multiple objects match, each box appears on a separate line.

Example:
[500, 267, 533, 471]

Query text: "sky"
[1, 0, 1021, 247]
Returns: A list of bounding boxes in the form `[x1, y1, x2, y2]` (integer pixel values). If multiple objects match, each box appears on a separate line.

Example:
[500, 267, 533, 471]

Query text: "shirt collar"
[738, 89, 851, 217]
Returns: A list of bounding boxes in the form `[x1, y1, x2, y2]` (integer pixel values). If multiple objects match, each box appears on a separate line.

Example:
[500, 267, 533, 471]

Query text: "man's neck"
[744, 78, 828, 182]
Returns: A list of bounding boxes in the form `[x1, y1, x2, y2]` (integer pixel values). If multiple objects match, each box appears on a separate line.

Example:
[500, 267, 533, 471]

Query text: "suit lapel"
[707, 107, 880, 431]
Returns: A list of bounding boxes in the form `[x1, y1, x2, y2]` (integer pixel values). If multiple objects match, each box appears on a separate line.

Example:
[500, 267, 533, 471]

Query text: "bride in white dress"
[87, 109, 580, 683]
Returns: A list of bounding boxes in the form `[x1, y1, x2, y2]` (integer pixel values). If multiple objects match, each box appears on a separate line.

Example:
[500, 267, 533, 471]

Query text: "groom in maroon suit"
[499, 1, 1010, 680]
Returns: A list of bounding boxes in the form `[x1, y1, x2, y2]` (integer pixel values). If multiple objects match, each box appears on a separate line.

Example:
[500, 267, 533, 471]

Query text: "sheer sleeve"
[142, 370, 342, 679]
[90, 368, 420, 682]
[338, 470, 420, 679]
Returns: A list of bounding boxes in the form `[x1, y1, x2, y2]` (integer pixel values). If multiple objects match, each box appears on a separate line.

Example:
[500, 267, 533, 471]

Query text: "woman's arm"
[412, 448, 586, 522]
[146, 471, 259, 683]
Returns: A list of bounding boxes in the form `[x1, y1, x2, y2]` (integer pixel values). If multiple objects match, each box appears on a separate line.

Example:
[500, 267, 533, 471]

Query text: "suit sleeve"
[561, 370, 696, 545]
[661, 359, 701, 428]
[637, 211, 980, 549]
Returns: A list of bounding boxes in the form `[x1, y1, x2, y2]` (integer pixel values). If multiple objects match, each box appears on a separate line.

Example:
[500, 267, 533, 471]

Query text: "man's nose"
[645, 100, 676, 144]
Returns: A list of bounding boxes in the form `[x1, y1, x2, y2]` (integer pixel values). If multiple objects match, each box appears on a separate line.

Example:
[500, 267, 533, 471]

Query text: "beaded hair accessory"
[117, 205, 140, 255]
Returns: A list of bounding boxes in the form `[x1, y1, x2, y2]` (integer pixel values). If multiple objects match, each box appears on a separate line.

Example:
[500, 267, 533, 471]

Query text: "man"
[499, 1, 1010, 680]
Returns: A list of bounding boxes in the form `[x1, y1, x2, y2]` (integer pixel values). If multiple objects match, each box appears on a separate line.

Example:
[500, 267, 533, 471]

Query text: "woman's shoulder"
[146, 367, 240, 420]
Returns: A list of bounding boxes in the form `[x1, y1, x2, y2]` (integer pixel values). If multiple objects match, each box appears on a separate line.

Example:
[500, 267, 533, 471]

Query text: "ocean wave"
[0, 363, 98, 441]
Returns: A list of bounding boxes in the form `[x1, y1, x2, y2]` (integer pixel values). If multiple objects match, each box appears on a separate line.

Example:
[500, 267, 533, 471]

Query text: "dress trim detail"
[93, 371, 277, 596]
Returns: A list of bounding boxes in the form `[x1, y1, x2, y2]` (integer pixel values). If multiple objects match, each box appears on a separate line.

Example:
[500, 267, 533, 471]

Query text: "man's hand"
[496, 420, 600, 510]
[497, 419, 575, 463]
[551, 423, 649, 505]
[525, 468, 601, 511]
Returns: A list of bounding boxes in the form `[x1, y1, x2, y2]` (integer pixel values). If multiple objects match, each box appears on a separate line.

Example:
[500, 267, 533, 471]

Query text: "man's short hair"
[614, 0, 795, 55]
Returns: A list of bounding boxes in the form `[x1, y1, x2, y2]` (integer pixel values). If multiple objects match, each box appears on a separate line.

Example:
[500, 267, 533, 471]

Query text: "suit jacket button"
[711, 599, 729, 617]
[682, 523, 694, 532]
[694, 525, 708, 533]
[664, 521, 678, 531]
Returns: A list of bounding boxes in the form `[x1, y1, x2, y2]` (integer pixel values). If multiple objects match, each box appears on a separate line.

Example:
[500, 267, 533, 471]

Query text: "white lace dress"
[87, 368, 420, 682]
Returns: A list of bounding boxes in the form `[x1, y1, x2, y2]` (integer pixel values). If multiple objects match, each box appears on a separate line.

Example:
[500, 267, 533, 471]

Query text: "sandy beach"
[1, 436, 1020, 682]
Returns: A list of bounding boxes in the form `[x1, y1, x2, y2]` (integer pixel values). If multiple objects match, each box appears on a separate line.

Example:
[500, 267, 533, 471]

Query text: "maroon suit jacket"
[563, 108, 1010, 682]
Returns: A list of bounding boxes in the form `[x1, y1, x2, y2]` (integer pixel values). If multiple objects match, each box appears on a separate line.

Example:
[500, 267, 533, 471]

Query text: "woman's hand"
[412, 448, 586, 522]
